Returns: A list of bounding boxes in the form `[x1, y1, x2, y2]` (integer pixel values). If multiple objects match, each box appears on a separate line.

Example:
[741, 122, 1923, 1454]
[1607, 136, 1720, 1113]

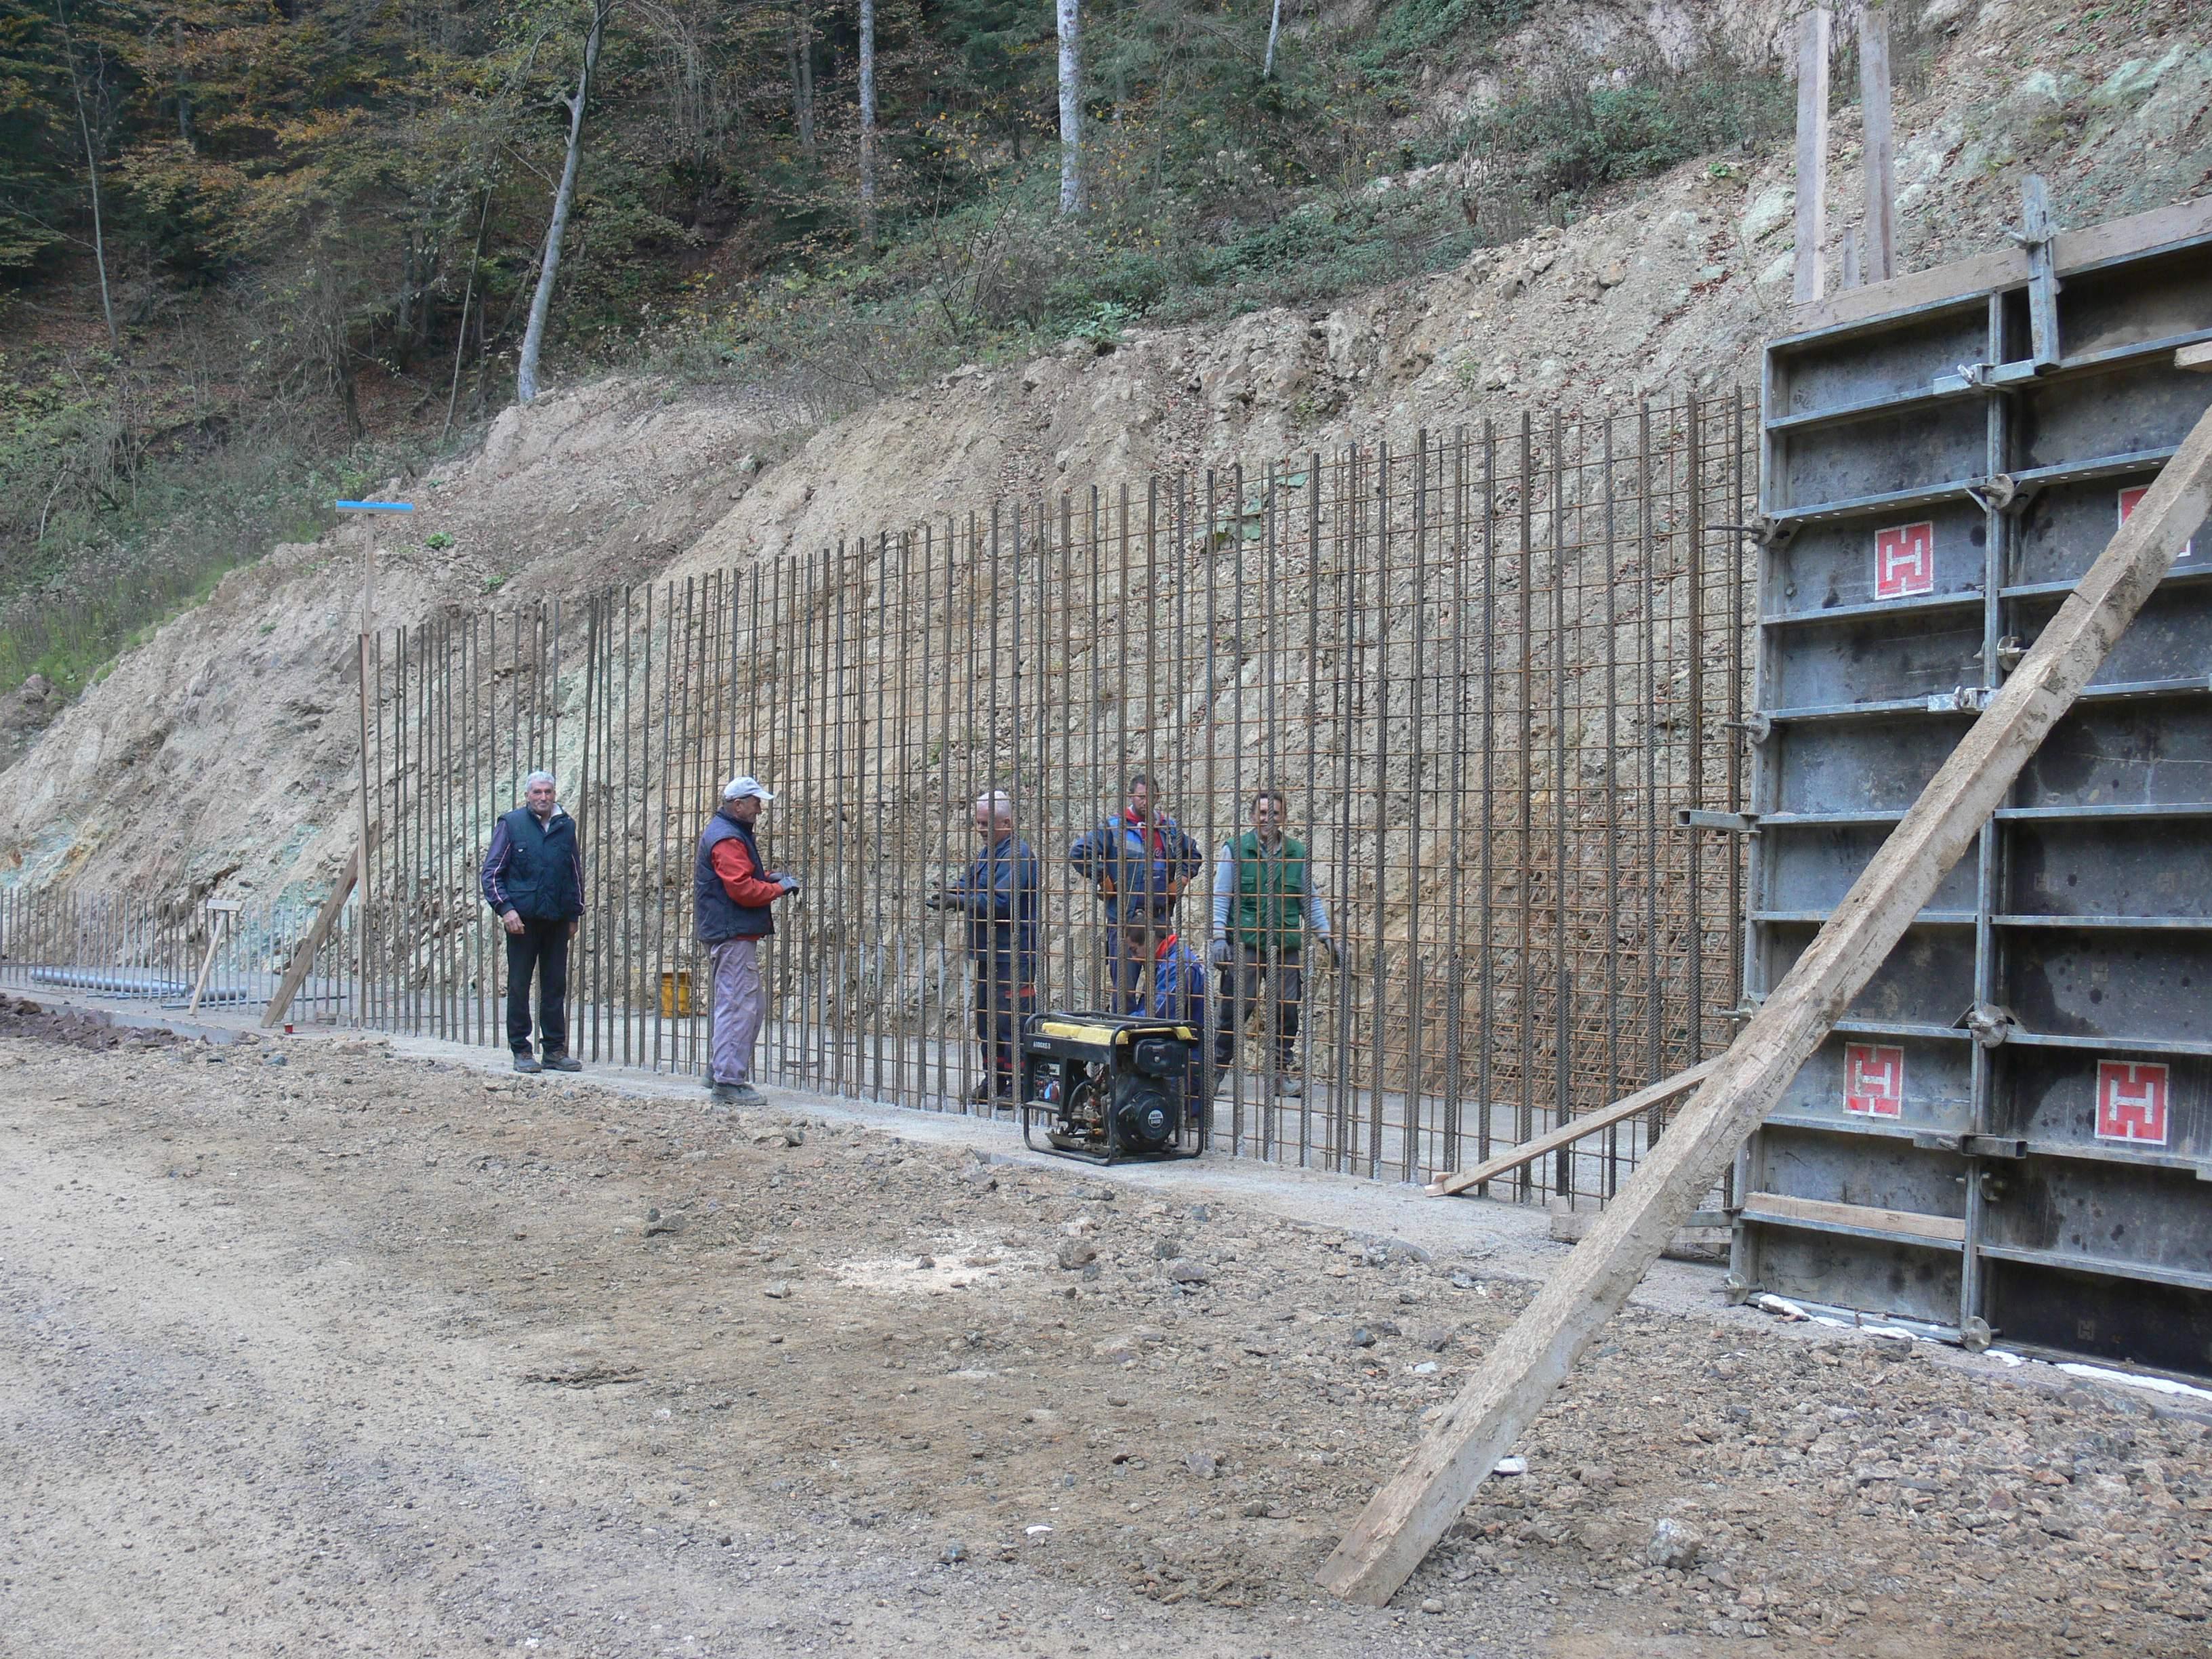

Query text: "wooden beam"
[1793, 6, 1831, 306]
[1315, 397, 2212, 1608]
[1425, 1059, 1718, 1197]
[1790, 195, 2212, 335]
[2177, 342, 2212, 373]
[185, 900, 242, 1018]
[261, 827, 378, 1029]
[1858, 3, 1896, 283]
[1741, 1190, 1965, 1246]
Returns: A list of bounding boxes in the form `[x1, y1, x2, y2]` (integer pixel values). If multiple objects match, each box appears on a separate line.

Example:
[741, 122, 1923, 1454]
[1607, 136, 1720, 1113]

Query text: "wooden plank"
[2178, 342, 2212, 373]
[184, 901, 243, 1018]
[1424, 1059, 1718, 1197]
[1858, 2, 1895, 283]
[261, 827, 377, 1028]
[2022, 175, 2059, 369]
[1792, 195, 2212, 335]
[1315, 397, 2212, 1608]
[1547, 1208, 1731, 1251]
[1741, 1190, 1965, 1245]
[1793, 6, 1831, 306]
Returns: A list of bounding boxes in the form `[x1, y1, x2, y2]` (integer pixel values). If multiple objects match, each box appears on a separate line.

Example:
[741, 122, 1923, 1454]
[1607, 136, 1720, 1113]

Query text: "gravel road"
[4, 1023, 2209, 1658]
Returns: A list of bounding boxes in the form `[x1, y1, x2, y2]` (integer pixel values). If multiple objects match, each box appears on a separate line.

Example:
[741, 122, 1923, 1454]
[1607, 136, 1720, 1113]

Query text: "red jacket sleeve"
[711, 838, 786, 906]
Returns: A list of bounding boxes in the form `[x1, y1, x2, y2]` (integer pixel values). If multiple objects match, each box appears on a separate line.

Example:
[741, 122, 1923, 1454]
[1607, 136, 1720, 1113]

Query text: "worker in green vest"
[1208, 787, 1338, 1097]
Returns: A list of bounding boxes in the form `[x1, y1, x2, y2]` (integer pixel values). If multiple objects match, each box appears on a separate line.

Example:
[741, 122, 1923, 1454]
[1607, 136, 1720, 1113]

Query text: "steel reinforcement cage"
[0, 396, 1757, 1204]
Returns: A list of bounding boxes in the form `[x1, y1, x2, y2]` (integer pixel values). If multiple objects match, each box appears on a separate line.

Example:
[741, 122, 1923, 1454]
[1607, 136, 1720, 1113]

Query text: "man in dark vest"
[480, 769, 586, 1073]
[1209, 787, 1338, 1097]
[695, 775, 800, 1108]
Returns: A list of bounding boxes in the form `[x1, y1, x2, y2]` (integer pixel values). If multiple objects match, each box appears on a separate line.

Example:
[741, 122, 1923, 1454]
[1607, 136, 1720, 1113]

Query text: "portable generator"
[1019, 1012, 1207, 1164]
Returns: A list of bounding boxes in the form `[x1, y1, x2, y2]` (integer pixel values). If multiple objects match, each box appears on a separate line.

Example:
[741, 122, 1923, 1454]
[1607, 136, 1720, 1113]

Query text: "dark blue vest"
[495, 806, 581, 920]
[695, 811, 775, 943]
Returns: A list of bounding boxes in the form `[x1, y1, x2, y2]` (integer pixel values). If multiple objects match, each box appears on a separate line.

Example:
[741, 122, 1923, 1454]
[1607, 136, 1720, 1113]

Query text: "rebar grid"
[0, 395, 1753, 1202]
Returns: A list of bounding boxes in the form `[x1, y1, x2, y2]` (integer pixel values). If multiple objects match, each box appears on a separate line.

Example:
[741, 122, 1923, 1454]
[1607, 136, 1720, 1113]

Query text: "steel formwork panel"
[1738, 211, 2212, 1373]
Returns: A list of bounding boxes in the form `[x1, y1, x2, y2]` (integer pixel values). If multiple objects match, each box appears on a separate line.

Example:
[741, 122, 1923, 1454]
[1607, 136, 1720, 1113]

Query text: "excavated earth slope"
[3, 0, 2207, 904]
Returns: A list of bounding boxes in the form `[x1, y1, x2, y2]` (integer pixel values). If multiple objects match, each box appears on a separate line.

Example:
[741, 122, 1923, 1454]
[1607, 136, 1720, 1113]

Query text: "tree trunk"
[1056, 0, 1082, 216]
[858, 0, 876, 244]
[54, 0, 117, 349]
[791, 0, 815, 158]
[516, 0, 611, 408]
[444, 188, 494, 441]
[1263, 0, 1284, 79]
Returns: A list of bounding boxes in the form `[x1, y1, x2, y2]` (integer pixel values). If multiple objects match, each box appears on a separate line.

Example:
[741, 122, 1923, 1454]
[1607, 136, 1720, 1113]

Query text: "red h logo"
[2095, 1060, 2169, 1145]
[1874, 523, 1936, 599]
[1844, 1043, 1904, 1118]
[2119, 486, 2193, 560]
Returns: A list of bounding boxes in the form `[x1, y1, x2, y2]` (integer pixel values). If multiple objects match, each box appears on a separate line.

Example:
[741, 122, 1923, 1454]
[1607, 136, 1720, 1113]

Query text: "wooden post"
[186, 900, 242, 1017]
[261, 825, 378, 1028]
[1840, 224, 1862, 290]
[1315, 397, 2212, 1607]
[1858, 2, 1896, 283]
[356, 534, 376, 1023]
[1793, 6, 1831, 305]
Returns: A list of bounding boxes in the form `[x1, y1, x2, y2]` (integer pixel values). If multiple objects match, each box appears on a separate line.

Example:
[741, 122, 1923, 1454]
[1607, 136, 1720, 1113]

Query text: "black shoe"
[512, 1052, 543, 1074]
[542, 1051, 581, 1073]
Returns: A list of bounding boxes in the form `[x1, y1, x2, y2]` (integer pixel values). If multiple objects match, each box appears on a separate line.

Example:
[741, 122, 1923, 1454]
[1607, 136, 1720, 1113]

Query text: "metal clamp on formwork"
[1711, 516, 1790, 548]
[1933, 361, 2000, 396]
[1725, 712, 1774, 744]
[1676, 808, 1760, 835]
[1964, 473, 2021, 514]
[1928, 685, 1993, 713]
[1961, 1001, 2015, 1049]
[1995, 635, 2029, 673]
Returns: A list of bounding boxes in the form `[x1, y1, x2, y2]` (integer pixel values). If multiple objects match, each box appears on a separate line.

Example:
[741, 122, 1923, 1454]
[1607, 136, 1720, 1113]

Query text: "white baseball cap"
[722, 775, 775, 802]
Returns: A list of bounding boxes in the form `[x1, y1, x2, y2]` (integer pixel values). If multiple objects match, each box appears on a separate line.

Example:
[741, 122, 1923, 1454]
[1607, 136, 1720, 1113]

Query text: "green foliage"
[1353, 0, 1534, 79]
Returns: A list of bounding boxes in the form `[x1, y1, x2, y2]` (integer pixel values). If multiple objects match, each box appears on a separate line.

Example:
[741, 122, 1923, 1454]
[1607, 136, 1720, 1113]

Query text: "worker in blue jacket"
[1121, 916, 1209, 1125]
[931, 790, 1039, 1105]
[1069, 773, 1202, 1009]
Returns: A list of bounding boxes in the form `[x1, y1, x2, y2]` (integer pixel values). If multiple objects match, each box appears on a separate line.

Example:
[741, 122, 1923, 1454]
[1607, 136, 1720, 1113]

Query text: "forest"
[0, 0, 1797, 687]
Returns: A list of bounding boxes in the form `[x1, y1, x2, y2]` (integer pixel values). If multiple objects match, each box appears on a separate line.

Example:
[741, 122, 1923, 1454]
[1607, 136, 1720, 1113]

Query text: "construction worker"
[1210, 787, 1338, 1097]
[480, 770, 586, 1074]
[1069, 772, 1202, 1010]
[695, 776, 801, 1108]
[930, 790, 1040, 1105]
[1122, 915, 1208, 1124]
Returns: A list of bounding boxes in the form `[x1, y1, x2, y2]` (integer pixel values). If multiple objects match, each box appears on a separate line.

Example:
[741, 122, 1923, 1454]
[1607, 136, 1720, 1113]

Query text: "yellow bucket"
[660, 969, 693, 1019]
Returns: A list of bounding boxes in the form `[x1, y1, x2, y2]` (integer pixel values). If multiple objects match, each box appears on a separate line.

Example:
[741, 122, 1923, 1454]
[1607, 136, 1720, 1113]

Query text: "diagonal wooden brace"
[1316, 396, 2212, 1607]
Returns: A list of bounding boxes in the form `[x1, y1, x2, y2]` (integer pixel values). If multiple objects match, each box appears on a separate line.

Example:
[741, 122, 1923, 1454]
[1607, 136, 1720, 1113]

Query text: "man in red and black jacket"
[695, 776, 800, 1108]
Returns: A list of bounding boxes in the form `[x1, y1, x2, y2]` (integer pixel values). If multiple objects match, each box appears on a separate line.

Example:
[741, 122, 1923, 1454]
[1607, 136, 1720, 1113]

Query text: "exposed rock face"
[3, 0, 2206, 900]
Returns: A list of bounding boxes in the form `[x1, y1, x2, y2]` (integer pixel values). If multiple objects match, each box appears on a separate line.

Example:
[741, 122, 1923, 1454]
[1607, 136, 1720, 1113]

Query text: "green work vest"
[1232, 831, 1310, 950]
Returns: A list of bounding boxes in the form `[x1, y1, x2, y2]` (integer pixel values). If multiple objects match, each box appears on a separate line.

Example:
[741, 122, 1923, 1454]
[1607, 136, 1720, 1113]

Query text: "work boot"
[726, 1082, 767, 1109]
[710, 1081, 743, 1106]
[542, 1050, 581, 1073]
[512, 1051, 542, 1074]
[1277, 1074, 1303, 1098]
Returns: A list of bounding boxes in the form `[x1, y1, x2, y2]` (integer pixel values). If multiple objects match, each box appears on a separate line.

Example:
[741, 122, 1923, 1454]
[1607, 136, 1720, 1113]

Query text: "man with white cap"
[695, 775, 800, 1107]
[480, 769, 586, 1073]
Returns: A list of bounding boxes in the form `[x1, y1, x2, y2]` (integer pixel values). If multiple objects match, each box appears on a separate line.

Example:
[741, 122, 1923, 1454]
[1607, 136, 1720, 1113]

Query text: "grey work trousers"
[708, 936, 765, 1085]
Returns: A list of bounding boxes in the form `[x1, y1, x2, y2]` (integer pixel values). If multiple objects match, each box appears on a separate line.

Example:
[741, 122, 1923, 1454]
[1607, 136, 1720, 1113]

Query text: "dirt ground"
[4, 1023, 2211, 1659]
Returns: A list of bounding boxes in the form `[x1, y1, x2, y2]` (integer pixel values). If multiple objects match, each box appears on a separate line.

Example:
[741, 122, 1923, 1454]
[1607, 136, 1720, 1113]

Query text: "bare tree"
[790, 0, 815, 158]
[52, 0, 117, 348]
[516, 0, 614, 408]
[858, 0, 876, 243]
[1263, 0, 1284, 79]
[1056, 0, 1082, 215]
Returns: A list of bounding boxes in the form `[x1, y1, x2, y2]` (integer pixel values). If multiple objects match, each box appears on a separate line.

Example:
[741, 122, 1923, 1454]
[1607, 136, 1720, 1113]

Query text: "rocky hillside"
[3, 0, 2207, 906]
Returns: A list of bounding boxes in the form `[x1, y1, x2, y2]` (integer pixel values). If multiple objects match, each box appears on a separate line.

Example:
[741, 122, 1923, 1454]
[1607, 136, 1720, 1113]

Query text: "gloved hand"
[1323, 938, 1343, 970]
[1208, 937, 1232, 968]
[923, 890, 949, 912]
[776, 874, 802, 897]
[1097, 873, 1118, 898]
